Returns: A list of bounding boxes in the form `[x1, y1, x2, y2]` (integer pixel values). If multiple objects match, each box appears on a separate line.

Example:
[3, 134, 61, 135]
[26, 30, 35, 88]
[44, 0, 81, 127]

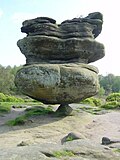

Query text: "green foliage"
[101, 93, 120, 109]
[6, 115, 26, 126]
[98, 87, 105, 97]
[0, 93, 6, 102]
[80, 97, 104, 114]
[99, 92, 120, 110]
[101, 101, 120, 109]
[25, 106, 53, 117]
[6, 106, 54, 126]
[0, 65, 15, 94]
[99, 74, 120, 95]
[0, 104, 11, 113]
[5, 95, 24, 102]
[114, 149, 120, 153]
[92, 97, 102, 106]
[0, 65, 22, 95]
[79, 105, 103, 114]
[0, 101, 43, 114]
[66, 136, 74, 142]
[0, 93, 24, 102]
[81, 98, 94, 106]
[81, 97, 102, 106]
[52, 150, 75, 158]
[106, 92, 120, 102]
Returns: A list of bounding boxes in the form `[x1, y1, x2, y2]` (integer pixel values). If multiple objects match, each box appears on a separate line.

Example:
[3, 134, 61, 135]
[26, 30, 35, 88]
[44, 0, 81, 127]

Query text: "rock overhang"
[17, 36, 105, 64]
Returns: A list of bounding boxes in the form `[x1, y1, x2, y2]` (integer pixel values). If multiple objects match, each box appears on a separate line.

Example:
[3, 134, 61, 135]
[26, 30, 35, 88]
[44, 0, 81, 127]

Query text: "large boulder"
[15, 12, 105, 105]
[15, 63, 99, 104]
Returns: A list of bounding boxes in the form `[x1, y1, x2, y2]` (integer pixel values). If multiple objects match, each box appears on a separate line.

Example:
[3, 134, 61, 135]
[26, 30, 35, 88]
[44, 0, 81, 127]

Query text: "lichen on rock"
[15, 12, 105, 106]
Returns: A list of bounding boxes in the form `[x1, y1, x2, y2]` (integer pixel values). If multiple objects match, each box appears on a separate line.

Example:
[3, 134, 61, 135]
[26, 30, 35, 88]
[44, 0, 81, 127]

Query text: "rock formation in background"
[15, 12, 105, 113]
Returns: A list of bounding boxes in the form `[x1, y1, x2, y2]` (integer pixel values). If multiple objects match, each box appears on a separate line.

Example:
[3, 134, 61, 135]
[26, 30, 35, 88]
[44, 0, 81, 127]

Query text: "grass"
[0, 101, 53, 126]
[52, 150, 75, 158]
[25, 106, 53, 116]
[79, 96, 120, 113]
[78, 105, 103, 115]
[6, 106, 54, 126]
[101, 101, 120, 109]
[1, 95, 120, 126]
[84, 107, 103, 114]
[81, 97, 102, 106]
[0, 103, 12, 113]
[0, 101, 42, 113]
[66, 136, 74, 142]
[113, 148, 120, 153]
[6, 115, 27, 126]
[0, 105, 11, 114]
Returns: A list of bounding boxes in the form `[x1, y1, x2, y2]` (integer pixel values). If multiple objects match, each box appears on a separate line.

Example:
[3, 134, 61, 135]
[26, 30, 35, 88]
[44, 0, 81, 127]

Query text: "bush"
[0, 93, 6, 102]
[5, 95, 24, 102]
[92, 97, 102, 106]
[101, 101, 120, 109]
[0, 92, 24, 102]
[6, 115, 26, 126]
[81, 97, 102, 106]
[106, 93, 120, 102]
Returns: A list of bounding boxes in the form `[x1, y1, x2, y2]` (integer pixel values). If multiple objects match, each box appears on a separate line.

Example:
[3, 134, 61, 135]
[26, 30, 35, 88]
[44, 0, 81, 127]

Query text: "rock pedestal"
[15, 12, 105, 107]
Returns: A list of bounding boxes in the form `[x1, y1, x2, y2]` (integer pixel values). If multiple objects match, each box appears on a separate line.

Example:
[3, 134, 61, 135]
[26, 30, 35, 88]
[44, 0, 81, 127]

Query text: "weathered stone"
[56, 104, 74, 116]
[17, 140, 30, 147]
[15, 63, 99, 104]
[102, 137, 111, 145]
[61, 132, 84, 144]
[15, 12, 105, 106]
[21, 17, 56, 34]
[0, 139, 119, 160]
[61, 12, 103, 38]
[102, 137, 120, 145]
[17, 12, 104, 65]
[21, 12, 103, 39]
[17, 36, 104, 64]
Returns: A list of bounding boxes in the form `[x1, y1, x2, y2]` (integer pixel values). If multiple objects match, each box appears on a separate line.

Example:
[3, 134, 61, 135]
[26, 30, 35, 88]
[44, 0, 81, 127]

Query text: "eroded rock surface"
[15, 63, 99, 104]
[15, 12, 105, 105]
[17, 12, 104, 65]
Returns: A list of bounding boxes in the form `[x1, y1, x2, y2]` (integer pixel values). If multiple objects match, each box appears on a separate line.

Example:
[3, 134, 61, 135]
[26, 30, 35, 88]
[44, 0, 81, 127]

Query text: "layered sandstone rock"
[15, 12, 105, 105]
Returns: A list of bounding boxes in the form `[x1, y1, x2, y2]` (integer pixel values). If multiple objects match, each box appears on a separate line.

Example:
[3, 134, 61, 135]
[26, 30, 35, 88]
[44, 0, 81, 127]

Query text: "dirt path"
[84, 111, 120, 141]
[0, 105, 120, 159]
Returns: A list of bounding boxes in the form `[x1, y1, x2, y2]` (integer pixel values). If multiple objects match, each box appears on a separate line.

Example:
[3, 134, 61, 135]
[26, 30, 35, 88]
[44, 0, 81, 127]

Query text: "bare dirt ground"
[0, 104, 120, 159]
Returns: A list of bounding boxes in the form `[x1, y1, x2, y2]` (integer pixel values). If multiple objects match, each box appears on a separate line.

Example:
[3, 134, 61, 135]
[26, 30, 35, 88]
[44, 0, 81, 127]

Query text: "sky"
[0, 0, 120, 76]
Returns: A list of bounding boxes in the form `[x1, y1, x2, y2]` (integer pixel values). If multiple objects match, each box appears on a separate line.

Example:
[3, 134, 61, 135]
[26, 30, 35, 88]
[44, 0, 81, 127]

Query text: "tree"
[0, 65, 22, 95]
[99, 74, 120, 95]
[0, 65, 14, 94]
[98, 87, 105, 97]
[112, 76, 120, 92]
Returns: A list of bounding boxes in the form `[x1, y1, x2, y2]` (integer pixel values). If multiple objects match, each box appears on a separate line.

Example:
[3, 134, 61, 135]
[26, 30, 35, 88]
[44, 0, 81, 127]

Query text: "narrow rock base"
[55, 104, 74, 116]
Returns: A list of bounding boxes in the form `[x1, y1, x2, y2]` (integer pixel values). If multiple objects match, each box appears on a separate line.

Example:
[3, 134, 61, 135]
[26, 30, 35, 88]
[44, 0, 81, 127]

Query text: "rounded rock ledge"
[17, 36, 104, 65]
[15, 63, 99, 104]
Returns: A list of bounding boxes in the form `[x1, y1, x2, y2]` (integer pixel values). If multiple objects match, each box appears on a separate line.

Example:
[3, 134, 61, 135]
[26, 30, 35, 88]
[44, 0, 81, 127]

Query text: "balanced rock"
[15, 12, 105, 105]
[15, 63, 99, 104]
